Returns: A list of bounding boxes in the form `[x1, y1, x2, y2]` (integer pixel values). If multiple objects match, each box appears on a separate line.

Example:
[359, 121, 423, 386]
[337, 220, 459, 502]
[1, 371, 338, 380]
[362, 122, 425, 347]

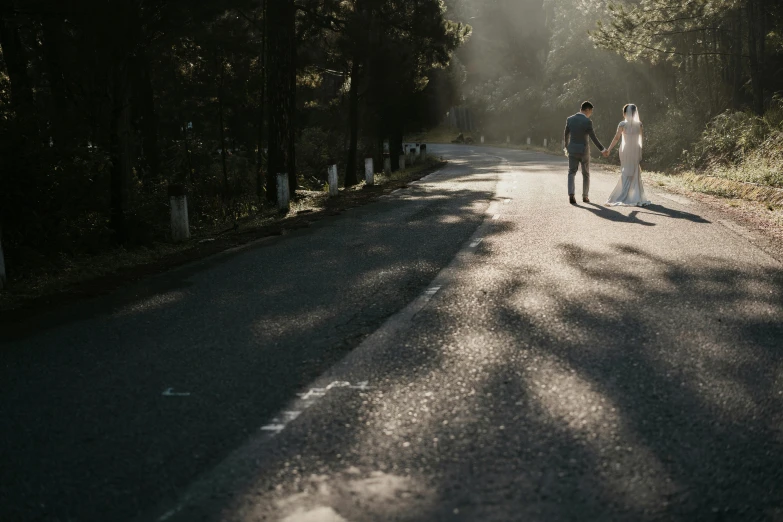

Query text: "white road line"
[503, 199, 511, 204]
[470, 238, 484, 248]
[255, 380, 370, 440]
[297, 388, 327, 400]
[158, 507, 183, 521]
[282, 411, 302, 421]
[492, 214, 500, 220]
[162, 388, 190, 397]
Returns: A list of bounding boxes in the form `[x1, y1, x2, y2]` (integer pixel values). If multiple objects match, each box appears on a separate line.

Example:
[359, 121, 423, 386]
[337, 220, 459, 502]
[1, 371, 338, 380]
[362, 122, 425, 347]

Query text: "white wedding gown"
[606, 118, 651, 207]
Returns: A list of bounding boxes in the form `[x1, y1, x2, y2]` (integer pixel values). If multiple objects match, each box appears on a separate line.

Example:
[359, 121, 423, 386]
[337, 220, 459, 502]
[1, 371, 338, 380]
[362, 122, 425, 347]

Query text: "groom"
[563, 101, 609, 205]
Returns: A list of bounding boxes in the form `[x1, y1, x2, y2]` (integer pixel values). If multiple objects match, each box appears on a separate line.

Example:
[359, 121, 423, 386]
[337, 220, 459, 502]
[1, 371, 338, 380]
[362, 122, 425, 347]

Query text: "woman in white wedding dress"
[605, 104, 651, 207]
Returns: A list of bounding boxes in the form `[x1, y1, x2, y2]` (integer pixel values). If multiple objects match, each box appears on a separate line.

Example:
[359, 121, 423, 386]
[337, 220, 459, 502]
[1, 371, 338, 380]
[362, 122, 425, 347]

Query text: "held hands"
[602, 149, 610, 158]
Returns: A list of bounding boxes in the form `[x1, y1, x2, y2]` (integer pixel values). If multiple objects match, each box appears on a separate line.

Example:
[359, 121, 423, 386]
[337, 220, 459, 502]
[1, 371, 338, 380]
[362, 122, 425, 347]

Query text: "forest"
[1, 0, 782, 293]
[0, 0, 469, 292]
[455, 0, 783, 172]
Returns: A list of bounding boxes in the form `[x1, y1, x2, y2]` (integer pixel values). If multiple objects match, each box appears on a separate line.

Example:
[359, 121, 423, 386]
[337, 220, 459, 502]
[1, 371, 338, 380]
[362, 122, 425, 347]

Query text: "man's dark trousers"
[568, 151, 590, 197]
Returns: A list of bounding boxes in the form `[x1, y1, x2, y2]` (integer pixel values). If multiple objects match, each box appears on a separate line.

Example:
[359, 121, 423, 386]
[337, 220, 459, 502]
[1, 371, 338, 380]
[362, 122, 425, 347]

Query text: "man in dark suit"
[563, 101, 609, 205]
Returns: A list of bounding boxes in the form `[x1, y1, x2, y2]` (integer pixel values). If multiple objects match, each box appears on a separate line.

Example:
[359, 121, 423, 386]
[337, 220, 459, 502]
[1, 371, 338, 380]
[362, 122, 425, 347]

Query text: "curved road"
[1, 146, 781, 521]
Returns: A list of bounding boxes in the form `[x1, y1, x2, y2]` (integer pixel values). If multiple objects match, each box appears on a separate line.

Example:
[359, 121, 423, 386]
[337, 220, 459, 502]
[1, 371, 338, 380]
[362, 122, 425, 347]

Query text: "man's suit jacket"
[564, 113, 604, 157]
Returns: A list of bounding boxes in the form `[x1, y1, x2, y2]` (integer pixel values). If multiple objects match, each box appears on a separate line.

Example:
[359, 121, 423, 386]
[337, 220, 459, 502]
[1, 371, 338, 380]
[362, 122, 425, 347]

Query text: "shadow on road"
[0, 154, 511, 522]
[578, 202, 711, 226]
[215, 241, 783, 522]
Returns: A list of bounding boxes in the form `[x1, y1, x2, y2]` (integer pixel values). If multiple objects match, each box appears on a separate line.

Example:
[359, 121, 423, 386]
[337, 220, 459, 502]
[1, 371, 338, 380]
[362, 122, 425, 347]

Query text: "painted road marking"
[259, 381, 370, 437]
[282, 411, 301, 421]
[297, 388, 327, 400]
[260, 424, 285, 433]
[159, 507, 183, 521]
[162, 388, 191, 397]
[470, 238, 484, 248]
[503, 199, 511, 204]
[492, 214, 500, 220]
[424, 286, 441, 297]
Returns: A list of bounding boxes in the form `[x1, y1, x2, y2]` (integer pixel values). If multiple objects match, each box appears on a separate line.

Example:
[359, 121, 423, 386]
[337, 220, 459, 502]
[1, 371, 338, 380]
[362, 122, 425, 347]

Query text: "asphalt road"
[2, 145, 782, 522]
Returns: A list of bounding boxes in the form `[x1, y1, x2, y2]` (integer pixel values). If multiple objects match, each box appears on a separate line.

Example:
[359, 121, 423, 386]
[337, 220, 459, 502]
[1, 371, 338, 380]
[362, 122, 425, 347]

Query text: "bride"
[605, 104, 651, 207]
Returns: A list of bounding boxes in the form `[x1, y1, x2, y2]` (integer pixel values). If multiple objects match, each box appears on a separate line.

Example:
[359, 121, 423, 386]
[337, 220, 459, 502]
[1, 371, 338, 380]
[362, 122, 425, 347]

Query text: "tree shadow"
[0, 155, 512, 522]
[203, 242, 783, 522]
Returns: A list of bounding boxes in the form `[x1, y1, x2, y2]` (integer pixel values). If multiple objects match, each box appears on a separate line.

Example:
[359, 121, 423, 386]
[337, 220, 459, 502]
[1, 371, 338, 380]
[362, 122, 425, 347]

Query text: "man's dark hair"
[581, 101, 594, 111]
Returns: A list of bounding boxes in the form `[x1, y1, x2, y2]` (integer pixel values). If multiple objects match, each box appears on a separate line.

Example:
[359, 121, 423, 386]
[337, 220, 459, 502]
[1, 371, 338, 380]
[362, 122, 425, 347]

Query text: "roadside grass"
[644, 169, 783, 209]
[0, 158, 444, 313]
[642, 168, 783, 235]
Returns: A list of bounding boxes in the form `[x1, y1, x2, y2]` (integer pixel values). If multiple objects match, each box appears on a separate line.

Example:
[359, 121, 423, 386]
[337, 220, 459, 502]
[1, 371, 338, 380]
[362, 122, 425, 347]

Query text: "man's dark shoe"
[569, 195, 577, 205]
[583, 196, 591, 203]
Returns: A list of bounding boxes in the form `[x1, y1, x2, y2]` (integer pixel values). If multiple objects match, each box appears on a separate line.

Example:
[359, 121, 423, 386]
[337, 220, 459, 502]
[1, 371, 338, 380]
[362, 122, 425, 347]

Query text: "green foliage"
[0, 0, 468, 282]
[688, 97, 783, 168]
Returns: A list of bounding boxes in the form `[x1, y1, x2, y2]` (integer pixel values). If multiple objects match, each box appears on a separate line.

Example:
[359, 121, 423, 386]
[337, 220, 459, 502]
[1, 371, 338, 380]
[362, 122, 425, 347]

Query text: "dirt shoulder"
[0, 160, 446, 320]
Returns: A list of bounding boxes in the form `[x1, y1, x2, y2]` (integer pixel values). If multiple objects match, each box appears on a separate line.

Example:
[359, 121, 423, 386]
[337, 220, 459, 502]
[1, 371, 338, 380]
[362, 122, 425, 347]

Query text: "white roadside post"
[327, 161, 338, 197]
[277, 173, 290, 212]
[364, 158, 374, 186]
[506, 135, 510, 144]
[481, 136, 485, 144]
[0, 228, 6, 291]
[527, 137, 531, 145]
[543, 138, 548, 148]
[168, 184, 190, 243]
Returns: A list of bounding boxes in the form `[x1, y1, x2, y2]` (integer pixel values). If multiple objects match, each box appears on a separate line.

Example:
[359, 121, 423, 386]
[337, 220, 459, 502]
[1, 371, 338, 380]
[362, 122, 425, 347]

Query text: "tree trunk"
[136, 54, 160, 190]
[266, 0, 295, 203]
[287, 5, 298, 195]
[732, 10, 743, 109]
[109, 61, 133, 243]
[217, 51, 230, 199]
[0, 224, 6, 291]
[345, 57, 361, 187]
[184, 122, 194, 184]
[0, 14, 37, 139]
[375, 133, 384, 174]
[288, 21, 298, 194]
[390, 128, 403, 171]
[42, 17, 71, 148]
[747, 0, 764, 115]
[256, 0, 268, 201]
